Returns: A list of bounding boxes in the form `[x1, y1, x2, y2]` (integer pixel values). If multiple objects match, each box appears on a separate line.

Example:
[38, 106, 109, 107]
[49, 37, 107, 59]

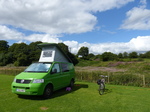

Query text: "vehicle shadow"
[18, 83, 88, 100]
[51, 83, 88, 98]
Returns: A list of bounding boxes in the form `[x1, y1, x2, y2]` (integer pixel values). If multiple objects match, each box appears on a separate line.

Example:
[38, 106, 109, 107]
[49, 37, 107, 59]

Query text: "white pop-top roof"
[38, 43, 72, 63]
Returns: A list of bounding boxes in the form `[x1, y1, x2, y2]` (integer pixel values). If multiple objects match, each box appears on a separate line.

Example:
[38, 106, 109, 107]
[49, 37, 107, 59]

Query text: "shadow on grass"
[52, 83, 88, 98]
[18, 83, 88, 100]
[96, 88, 112, 96]
[103, 88, 112, 95]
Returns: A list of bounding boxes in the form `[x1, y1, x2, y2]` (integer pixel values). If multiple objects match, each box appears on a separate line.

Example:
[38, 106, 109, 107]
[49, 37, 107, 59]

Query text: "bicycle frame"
[97, 75, 107, 95]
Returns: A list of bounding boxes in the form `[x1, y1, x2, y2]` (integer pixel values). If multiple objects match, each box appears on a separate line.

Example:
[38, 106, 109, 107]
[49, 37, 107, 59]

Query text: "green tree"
[5, 52, 13, 65]
[14, 53, 28, 66]
[139, 53, 145, 58]
[58, 43, 69, 53]
[129, 52, 138, 58]
[101, 52, 117, 61]
[28, 41, 42, 63]
[118, 53, 123, 59]
[9, 43, 29, 66]
[123, 52, 128, 58]
[143, 51, 150, 58]
[0, 40, 9, 53]
[0, 53, 5, 66]
[77, 46, 89, 59]
[93, 54, 101, 61]
[87, 53, 95, 60]
[0, 40, 11, 66]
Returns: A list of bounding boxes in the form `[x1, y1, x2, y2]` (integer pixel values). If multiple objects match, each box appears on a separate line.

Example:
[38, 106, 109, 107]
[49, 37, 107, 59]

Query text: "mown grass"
[1, 74, 150, 112]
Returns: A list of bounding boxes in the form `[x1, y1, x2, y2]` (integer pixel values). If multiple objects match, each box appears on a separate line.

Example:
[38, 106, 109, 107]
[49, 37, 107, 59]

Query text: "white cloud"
[25, 34, 62, 43]
[120, 0, 150, 30]
[0, 0, 134, 34]
[128, 36, 150, 51]
[88, 0, 134, 12]
[0, 25, 62, 43]
[64, 36, 150, 54]
[64, 40, 79, 53]
[0, 25, 23, 40]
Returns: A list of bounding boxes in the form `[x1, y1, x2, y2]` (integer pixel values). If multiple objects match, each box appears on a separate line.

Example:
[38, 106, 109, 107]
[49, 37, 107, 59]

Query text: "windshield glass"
[24, 62, 52, 72]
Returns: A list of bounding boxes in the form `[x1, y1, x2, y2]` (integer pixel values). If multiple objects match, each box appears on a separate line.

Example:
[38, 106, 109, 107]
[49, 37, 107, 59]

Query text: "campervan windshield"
[24, 62, 52, 73]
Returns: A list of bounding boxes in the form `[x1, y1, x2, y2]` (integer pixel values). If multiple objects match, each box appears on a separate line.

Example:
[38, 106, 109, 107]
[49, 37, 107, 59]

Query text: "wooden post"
[108, 73, 110, 83]
[142, 75, 145, 87]
[81, 73, 82, 81]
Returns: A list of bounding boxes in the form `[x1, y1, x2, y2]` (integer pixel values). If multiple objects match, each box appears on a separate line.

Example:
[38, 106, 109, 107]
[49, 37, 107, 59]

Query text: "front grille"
[16, 79, 31, 84]
[13, 86, 30, 89]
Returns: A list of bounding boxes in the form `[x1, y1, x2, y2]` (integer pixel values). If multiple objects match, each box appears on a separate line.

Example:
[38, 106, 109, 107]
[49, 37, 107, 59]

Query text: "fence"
[75, 71, 150, 87]
[0, 67, 25, 76]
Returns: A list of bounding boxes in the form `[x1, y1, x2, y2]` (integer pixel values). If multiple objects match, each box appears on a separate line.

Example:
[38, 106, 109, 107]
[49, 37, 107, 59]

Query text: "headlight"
[13, 78, 16, 82]
[33, 79, 44, 83]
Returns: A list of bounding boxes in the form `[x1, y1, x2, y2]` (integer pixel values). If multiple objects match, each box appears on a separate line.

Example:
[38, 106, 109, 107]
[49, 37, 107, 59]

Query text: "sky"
[0, 0, 150, 54]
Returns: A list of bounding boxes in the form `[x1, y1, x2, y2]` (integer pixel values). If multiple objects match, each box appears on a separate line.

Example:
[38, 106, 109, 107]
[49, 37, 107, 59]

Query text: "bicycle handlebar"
[99, 75, 108, 78]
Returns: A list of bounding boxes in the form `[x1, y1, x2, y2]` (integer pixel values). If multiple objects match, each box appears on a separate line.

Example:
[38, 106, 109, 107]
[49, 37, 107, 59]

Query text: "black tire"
[99, 83, 105, 95]
[42, 84, 53, 99]
[69, 79, 74, 88]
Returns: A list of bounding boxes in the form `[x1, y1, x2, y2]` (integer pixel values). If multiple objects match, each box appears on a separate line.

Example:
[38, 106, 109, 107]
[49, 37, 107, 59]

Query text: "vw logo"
[21, 79, 25, 83]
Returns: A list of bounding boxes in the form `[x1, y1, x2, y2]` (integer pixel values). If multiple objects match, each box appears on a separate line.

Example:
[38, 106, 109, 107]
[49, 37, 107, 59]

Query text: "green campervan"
[11, 43, 75, 98]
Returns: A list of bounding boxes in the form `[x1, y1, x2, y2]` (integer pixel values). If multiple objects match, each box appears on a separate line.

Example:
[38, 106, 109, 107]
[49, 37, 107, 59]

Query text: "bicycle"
[97, 75, 107, 95]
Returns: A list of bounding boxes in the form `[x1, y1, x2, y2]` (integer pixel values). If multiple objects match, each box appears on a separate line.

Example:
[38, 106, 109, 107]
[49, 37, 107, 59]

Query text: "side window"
[51, 63, 60, 74]
[61, 63, 69, 72]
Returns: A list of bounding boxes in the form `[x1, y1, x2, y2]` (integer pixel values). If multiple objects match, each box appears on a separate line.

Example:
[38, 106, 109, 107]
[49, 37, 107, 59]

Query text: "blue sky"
[0, 0, 150, 54]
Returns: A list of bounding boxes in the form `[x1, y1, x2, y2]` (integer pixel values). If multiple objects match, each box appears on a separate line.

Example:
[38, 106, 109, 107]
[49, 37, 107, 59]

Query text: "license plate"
[16, 89, 25, 92]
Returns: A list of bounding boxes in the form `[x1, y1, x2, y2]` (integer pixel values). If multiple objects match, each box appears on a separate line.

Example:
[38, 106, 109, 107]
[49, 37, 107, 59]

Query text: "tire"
[99, 83, 105, 95]
[42, 84, 53, 99]
[69, 79, 74, 88]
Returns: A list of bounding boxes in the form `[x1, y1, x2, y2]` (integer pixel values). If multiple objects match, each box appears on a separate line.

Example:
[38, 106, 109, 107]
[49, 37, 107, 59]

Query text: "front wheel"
[99, 83, 105, 95]
[42, 85, 53, 99]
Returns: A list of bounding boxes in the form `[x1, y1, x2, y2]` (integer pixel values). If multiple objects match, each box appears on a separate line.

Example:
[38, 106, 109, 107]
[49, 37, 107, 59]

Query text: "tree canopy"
[101, 52, 117, 61]
[0, 40, 9, 53]
[0, 41, 42, 66]
[77, 46, 89, 59]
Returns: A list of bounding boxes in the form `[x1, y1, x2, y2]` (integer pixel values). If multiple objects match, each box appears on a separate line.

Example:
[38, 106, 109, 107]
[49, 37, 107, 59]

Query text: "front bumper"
[11, 82, 45, 95]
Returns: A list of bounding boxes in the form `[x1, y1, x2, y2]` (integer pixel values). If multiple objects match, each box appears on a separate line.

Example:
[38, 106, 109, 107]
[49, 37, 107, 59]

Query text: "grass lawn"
[0, 75, 150, 112]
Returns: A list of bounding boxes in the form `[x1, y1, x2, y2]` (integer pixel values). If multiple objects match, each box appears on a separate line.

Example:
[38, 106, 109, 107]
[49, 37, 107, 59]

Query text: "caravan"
[11, 43, 75, 98]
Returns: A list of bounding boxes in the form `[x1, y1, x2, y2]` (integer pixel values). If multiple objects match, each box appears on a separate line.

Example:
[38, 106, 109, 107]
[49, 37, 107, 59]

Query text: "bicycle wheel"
[99, 83, 105, 95]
